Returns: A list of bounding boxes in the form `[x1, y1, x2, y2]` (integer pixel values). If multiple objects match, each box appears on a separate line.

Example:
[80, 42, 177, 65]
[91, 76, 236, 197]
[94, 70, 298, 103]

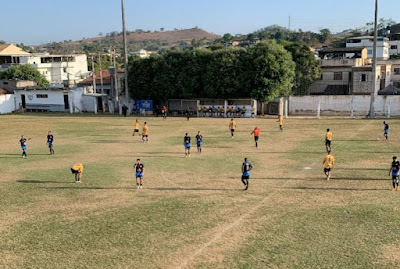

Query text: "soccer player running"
[162, 105, 167, 119]
[132, 119, 140, 136]
[229, 119, 237, 138]
[19, 135, 31, 158]
[46, 131, 54, 154]
[251, 127, 260, 148]
[277, 115, 284, 132]
[323, 150, 335, 180]
[389, 156, 400, 191]
[325, 128, 332, 152]
[142, 122, 149, 143]
[196, 131, 203, 153]
[134, 159, 145, 189]
[71, 163, 84, 183]
[241, 157, 253, 190]
[184, 133, 191, 157]
[383, 121, 389, 140]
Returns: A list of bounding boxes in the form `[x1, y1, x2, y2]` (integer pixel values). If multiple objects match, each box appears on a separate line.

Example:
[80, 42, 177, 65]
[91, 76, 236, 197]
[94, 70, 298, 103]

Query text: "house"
[0, 44, 89, 87]
[308, 47, 400, 95]
[130, 49, 155, 59]
[19, 53, 89, 86]
[0, 44, 31, 68]
[346, 36, 390, 60]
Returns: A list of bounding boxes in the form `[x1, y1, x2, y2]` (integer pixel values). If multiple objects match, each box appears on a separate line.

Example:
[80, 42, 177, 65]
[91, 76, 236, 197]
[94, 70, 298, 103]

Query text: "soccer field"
[1, 114, 400, 268]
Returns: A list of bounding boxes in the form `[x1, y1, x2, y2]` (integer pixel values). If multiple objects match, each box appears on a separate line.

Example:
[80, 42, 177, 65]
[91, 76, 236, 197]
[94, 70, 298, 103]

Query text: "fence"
[289, 95, 400, 117]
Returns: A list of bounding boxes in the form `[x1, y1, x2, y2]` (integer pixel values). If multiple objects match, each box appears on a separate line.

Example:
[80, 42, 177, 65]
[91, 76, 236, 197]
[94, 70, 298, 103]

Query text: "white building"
[346, 36, 390, 60]
[0, 44, 89, 86]
[130, 49, 155, 59]
[19, 53, 89, 86]
[389, 40, 400, 56]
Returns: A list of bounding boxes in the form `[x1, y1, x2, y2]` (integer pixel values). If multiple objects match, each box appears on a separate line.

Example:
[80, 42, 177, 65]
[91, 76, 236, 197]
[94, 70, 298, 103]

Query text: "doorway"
[64, 95, 69, 110]
[97, 97, 103, 112]
[21, 94, 26, 108]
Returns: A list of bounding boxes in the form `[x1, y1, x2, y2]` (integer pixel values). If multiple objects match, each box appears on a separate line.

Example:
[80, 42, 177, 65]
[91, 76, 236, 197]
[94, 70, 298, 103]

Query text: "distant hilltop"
[39, 28, 220, 54]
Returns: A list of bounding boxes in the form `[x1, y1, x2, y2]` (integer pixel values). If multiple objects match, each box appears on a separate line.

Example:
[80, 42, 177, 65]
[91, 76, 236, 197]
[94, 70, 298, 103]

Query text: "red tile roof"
[78, 68, 124, 86]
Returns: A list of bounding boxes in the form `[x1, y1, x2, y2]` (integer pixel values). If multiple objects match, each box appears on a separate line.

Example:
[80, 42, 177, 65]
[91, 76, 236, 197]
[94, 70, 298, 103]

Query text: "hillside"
[41, 28, 220, 54]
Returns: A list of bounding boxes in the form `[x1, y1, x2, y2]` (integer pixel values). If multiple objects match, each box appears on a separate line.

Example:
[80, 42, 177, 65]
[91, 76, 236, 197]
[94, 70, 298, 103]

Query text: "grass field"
[1, 114, 400, 269]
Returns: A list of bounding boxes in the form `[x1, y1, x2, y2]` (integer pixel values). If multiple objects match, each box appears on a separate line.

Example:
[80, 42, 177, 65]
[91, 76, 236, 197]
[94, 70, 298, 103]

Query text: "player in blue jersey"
[196, 131, 203, 154]
[241, 157, 253, 190]
[19, 135, 31, 158]
[46, 131, 54, 154]
[184, 133, 191, 157]
[134, 159, 145, 189]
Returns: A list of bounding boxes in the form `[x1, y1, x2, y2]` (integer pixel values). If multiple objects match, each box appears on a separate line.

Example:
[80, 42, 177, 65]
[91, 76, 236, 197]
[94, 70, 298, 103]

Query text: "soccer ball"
[376, 137, 380, 141]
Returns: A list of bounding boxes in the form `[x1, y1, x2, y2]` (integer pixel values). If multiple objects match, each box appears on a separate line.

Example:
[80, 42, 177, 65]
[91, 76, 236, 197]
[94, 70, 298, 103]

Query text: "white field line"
[177, 120, 376, 268]
[177, 180, 290, 269]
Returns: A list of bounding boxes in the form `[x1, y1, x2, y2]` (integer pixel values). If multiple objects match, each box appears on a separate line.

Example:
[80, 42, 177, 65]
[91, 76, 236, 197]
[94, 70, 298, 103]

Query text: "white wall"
[14, 89, 65, 111]
[289, 95, 400, 116]
[0, 94, 16, 114]
[68, 88, 84, 113]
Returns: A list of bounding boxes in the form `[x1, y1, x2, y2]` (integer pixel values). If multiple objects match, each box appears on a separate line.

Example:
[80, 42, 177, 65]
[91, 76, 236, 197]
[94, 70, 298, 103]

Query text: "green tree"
[319, 28, 331, 42]
[244, 41, 295, 102]
[0, 65, 49, 87]
[281, 41, 321, 95]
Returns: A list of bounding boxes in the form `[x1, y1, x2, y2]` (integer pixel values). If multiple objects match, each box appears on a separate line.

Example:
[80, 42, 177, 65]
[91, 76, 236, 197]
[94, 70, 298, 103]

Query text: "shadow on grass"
[17, 179, 75, 184]
[287, 186, 384, 191]
[39, 186, 132, 190]
[335, 168, 387, 171]
[149, 187, 236, 191]
[0, 153, 50, 156]
[228, 177, 387, 181]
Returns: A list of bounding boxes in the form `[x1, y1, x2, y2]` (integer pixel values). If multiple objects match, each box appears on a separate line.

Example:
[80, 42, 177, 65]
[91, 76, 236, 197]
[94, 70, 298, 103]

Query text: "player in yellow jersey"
[323, 151, 334, 180]
[277, 115, 284, 132]
[229, 119, 237, 138]
[325, 128, 332, 152]
[142, 122, 149, 143]
[251, 105, 255, 118]
[71, 163, 85, 183]
[132, 119, 140, 136]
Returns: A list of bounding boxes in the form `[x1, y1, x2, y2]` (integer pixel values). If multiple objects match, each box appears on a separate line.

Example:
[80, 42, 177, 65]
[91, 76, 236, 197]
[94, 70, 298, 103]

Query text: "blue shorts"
[384, 129, 389, 134]
[48, 142, 53, 148]
[242, 172, 250, 177]
[185, 143, 191, 148]
[21, 145, 27, 150]
[197, 141, 202, 147]
[136, 172, 143, 178]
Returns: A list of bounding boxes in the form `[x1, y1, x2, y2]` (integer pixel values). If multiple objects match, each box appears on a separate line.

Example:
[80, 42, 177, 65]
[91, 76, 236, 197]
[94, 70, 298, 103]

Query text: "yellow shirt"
[229, 121, 236, 130]
[326, 132, 332, 141]
[72, 163, 84, 172]
[142, 125, 149, 135]
[323, 155, 335, 168]
[134, 122, 139, 129]
[251, 106, 255, 113]
[279, 117, 283, 125]
[197, 104, 201, 111]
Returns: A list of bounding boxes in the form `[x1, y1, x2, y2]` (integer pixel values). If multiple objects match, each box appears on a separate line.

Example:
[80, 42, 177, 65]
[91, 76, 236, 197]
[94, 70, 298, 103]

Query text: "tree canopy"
[128, 40, 297, 102]
[0, 64, 50, 87]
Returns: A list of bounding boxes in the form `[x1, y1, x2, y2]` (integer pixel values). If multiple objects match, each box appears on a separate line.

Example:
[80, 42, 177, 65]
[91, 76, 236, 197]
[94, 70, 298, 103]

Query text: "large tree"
[0, 64, 49, 87]
[244, 41, 295, 102]
[281, 41, 321, 95]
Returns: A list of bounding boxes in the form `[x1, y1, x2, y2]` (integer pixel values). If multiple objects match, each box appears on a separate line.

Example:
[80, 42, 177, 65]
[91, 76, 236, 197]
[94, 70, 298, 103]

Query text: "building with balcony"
[346, 36, 390, 60]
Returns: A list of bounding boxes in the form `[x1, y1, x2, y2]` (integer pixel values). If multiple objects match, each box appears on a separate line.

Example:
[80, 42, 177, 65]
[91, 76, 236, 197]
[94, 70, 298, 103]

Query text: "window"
[391, 45, 398, 50]
[368, 49, 373, 55]
[36, 94, 48, 98]
[334, 72, 342, 80]
[394, 68, 400, 75]
[361, 74, 367, 82]
[63, 67, 67, 73]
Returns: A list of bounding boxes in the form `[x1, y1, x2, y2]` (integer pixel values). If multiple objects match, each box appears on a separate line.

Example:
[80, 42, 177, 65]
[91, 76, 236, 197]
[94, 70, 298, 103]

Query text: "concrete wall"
[0, 94, 16, 114]
[289, 95, 400, 116]
[14, 89, 65, 111]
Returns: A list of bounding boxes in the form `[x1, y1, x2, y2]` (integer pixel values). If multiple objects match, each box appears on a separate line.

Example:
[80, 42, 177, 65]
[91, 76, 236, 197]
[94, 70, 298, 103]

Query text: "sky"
[3, 0, 399, 45]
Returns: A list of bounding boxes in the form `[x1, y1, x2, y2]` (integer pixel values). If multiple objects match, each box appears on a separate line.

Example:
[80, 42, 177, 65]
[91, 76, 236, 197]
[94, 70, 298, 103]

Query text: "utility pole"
[368, 0, 378, 118]
[121, 0, 130, 113]
[98, 52, 105, 112]
[91, 56, 97, 93]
